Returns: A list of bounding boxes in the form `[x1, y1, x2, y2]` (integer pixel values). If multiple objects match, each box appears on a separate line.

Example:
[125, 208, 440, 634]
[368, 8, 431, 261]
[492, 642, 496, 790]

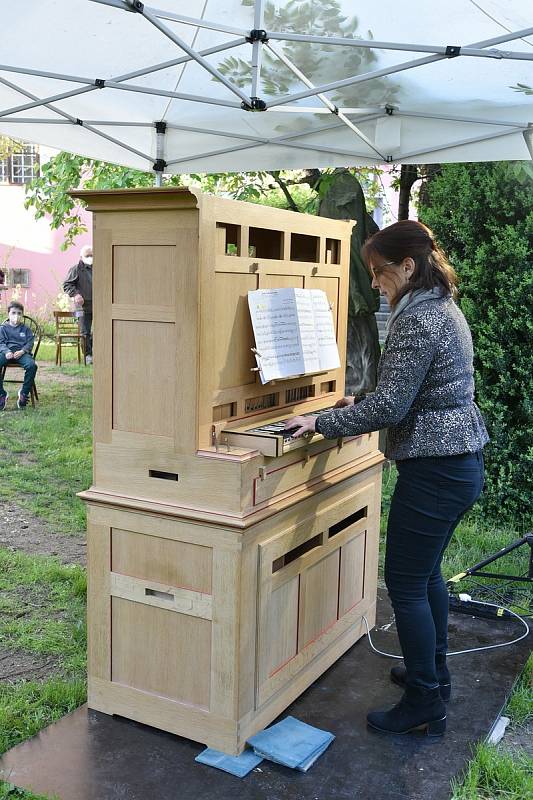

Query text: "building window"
[7, 268, 31, 288]
[0, 145, 40, 185]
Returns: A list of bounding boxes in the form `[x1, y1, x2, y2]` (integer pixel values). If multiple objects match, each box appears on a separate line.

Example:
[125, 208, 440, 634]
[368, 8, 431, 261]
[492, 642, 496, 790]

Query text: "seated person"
[0, 301, 37, 410]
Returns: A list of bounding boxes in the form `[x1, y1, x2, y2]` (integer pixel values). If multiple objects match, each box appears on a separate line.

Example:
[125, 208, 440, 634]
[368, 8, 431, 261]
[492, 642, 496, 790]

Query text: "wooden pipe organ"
[77, 187, 384, 754]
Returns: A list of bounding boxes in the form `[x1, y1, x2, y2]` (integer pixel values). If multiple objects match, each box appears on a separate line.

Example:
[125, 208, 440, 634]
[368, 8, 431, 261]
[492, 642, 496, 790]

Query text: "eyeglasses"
[371, 260, 397, 276]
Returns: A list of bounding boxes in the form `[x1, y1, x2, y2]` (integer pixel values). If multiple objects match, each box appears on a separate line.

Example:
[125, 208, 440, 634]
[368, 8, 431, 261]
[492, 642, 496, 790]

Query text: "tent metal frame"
[0, 0, 531, 174]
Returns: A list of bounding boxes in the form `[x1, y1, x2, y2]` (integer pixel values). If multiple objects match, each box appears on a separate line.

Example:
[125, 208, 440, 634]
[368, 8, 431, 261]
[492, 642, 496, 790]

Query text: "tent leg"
[154, 120, 166, 186]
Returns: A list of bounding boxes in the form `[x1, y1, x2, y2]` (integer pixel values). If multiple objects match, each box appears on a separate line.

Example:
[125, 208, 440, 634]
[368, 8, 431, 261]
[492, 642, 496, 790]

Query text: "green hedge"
[420, 162, 533, 527]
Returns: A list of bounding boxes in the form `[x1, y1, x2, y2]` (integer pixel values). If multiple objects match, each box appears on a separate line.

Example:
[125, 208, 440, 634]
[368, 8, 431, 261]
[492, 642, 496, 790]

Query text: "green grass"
[0, 679, 86, 756]
[37, 339, 85, 364]
[442, 518, 527, 581]
[451, 743, 533, 800]
[0, 784, 55, 800]
[0, 550, 87, 677]
[0, 549, 87, 799]
[0, 360, 92, 533]
[506, 654, 533, 727]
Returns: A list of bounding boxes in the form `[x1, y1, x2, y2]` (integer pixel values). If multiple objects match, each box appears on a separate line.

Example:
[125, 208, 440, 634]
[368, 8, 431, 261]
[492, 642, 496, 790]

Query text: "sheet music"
[248, 289, 305, 382]
[248, 288, 339, 383]
[310, 289, 341, 370]
[294, 289, 321, 374]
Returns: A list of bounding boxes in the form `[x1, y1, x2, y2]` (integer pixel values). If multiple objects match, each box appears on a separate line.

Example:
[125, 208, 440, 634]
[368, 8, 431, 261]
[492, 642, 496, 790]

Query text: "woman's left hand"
[284, 415, 318, 438]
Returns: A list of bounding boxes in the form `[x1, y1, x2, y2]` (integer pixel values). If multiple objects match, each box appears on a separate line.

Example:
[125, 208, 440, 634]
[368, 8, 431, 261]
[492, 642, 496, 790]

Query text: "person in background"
[0, 301, 37, 410]
[284, 220, 488, 737]
[63, 244, 93, 364]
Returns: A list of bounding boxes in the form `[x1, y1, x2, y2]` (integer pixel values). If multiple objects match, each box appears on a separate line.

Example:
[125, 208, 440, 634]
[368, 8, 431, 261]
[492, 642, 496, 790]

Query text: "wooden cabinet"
[76, 188, 384, 754]
[86, 465, 381, 754]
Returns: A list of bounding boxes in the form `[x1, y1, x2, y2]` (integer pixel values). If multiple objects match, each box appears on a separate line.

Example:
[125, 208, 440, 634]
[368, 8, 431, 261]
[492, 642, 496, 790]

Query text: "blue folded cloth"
[195, 746, 263, 778]
[247, 716, 335, 772]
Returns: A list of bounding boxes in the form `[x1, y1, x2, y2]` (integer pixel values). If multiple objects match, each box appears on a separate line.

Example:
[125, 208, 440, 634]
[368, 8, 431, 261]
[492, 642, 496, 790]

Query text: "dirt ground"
[0, 500, 86, 566]
[498, 721, 533, 758]
[37, 362, 86, 384]
[0, 649, 65, 683]
[0, 499, 86, 683]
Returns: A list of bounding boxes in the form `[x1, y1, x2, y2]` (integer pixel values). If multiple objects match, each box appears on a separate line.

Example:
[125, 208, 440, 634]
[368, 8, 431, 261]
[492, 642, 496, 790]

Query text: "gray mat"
[1, 593, 530, 800]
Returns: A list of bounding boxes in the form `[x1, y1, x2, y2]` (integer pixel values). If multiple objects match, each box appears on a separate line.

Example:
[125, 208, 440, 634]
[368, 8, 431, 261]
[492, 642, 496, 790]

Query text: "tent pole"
[266, 25, 533, 110]
[251, 0, 265, 98]
[90, 0, 248, 36]
[267, 29, 533, 59]
[130, 3, 253, 106]
[0, 74, 153, 164]
[266, 42, 336, 113]
[166, 136, 381, 169]
[0, 72, 242, 116]
[114, 39, 249, 82]
[154, 121, 166, 187]
[0, 36, 247, 119]
[133, 8, 247, 37]
[397, 125, 526, 160]
[395, 110, 527, 128]
[165, 115, 384, 169]
[0, 36, 248, 88]
[265, 42, 386, 160]
[266, 54, 444, 109]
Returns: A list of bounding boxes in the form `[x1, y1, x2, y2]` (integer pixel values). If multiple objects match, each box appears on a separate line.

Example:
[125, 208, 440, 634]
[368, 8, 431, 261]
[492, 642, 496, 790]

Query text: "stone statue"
[318, 170, 381, 395]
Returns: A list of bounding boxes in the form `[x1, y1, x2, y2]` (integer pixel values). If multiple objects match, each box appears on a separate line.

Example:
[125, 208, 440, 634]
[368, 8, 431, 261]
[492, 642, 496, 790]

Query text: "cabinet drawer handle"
[145, 588, 174, 602]
[149, 470, 179, 481]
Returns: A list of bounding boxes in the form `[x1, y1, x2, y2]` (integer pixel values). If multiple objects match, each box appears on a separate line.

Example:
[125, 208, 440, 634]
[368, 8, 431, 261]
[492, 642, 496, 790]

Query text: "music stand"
[447, 533, 533, 588]
[447, 533, 533, 618]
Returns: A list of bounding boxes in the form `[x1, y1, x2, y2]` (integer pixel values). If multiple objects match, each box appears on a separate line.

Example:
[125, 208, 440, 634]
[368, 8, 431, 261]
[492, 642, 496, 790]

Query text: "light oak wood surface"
[74, 187, 384, 754]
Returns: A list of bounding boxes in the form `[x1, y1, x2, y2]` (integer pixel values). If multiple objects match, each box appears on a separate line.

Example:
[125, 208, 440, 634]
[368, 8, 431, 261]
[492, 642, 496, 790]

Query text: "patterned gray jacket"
[315, 294, 489, 460]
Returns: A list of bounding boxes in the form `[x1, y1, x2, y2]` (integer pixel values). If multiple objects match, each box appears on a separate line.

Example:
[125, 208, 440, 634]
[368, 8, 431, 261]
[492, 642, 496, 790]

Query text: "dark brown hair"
[8, 301, 24, 314]
[362, 220, 457, 307]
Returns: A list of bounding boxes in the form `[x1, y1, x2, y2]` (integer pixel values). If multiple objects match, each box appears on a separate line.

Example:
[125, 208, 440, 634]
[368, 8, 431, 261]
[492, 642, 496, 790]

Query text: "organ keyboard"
[222, 407, 336, 457]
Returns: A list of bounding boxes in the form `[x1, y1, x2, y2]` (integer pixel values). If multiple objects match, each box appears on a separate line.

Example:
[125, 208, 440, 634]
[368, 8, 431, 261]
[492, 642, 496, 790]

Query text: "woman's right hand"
[334, 396, 356, 409]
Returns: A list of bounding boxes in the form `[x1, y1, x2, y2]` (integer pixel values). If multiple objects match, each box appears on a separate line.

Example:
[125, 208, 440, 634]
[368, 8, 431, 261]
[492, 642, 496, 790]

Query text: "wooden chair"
[54, 310, 84, 366]
[0, 314, 42, 407]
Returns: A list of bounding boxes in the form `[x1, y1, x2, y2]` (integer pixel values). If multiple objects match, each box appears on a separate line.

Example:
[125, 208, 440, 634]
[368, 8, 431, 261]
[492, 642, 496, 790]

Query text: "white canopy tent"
[1, 0, 532, 181]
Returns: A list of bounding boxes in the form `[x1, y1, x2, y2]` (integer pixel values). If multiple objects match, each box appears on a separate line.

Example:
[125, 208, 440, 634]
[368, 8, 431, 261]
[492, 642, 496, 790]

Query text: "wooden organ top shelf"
[76, 187, 384, 755]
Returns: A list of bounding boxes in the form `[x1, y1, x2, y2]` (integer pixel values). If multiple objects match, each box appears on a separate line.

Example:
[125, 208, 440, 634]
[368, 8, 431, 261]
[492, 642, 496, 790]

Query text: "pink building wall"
[372, 167, 418, 228]
[0, 182, 92, 319]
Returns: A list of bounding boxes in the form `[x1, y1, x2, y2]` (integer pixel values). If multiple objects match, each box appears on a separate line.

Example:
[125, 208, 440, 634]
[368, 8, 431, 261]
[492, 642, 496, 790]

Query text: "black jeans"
[81, 311, 92, 357]
[384, 451, 484, 689]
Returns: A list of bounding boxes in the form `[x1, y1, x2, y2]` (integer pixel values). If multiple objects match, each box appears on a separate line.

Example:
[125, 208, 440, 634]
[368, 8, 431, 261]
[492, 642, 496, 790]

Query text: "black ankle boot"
[367, 685, 446, 736]
[390, 661, 451, 702]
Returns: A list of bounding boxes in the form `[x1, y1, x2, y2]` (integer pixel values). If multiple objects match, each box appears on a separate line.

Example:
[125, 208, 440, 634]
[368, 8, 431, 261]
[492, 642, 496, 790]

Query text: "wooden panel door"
[256, 480, 374, 707]
[111, 599, 212, 708]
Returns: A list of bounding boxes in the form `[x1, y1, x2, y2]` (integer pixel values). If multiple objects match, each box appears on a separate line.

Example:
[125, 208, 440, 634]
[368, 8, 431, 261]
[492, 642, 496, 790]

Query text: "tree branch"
[268, 170, 300, 212]
[398, 164, 419, 220]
